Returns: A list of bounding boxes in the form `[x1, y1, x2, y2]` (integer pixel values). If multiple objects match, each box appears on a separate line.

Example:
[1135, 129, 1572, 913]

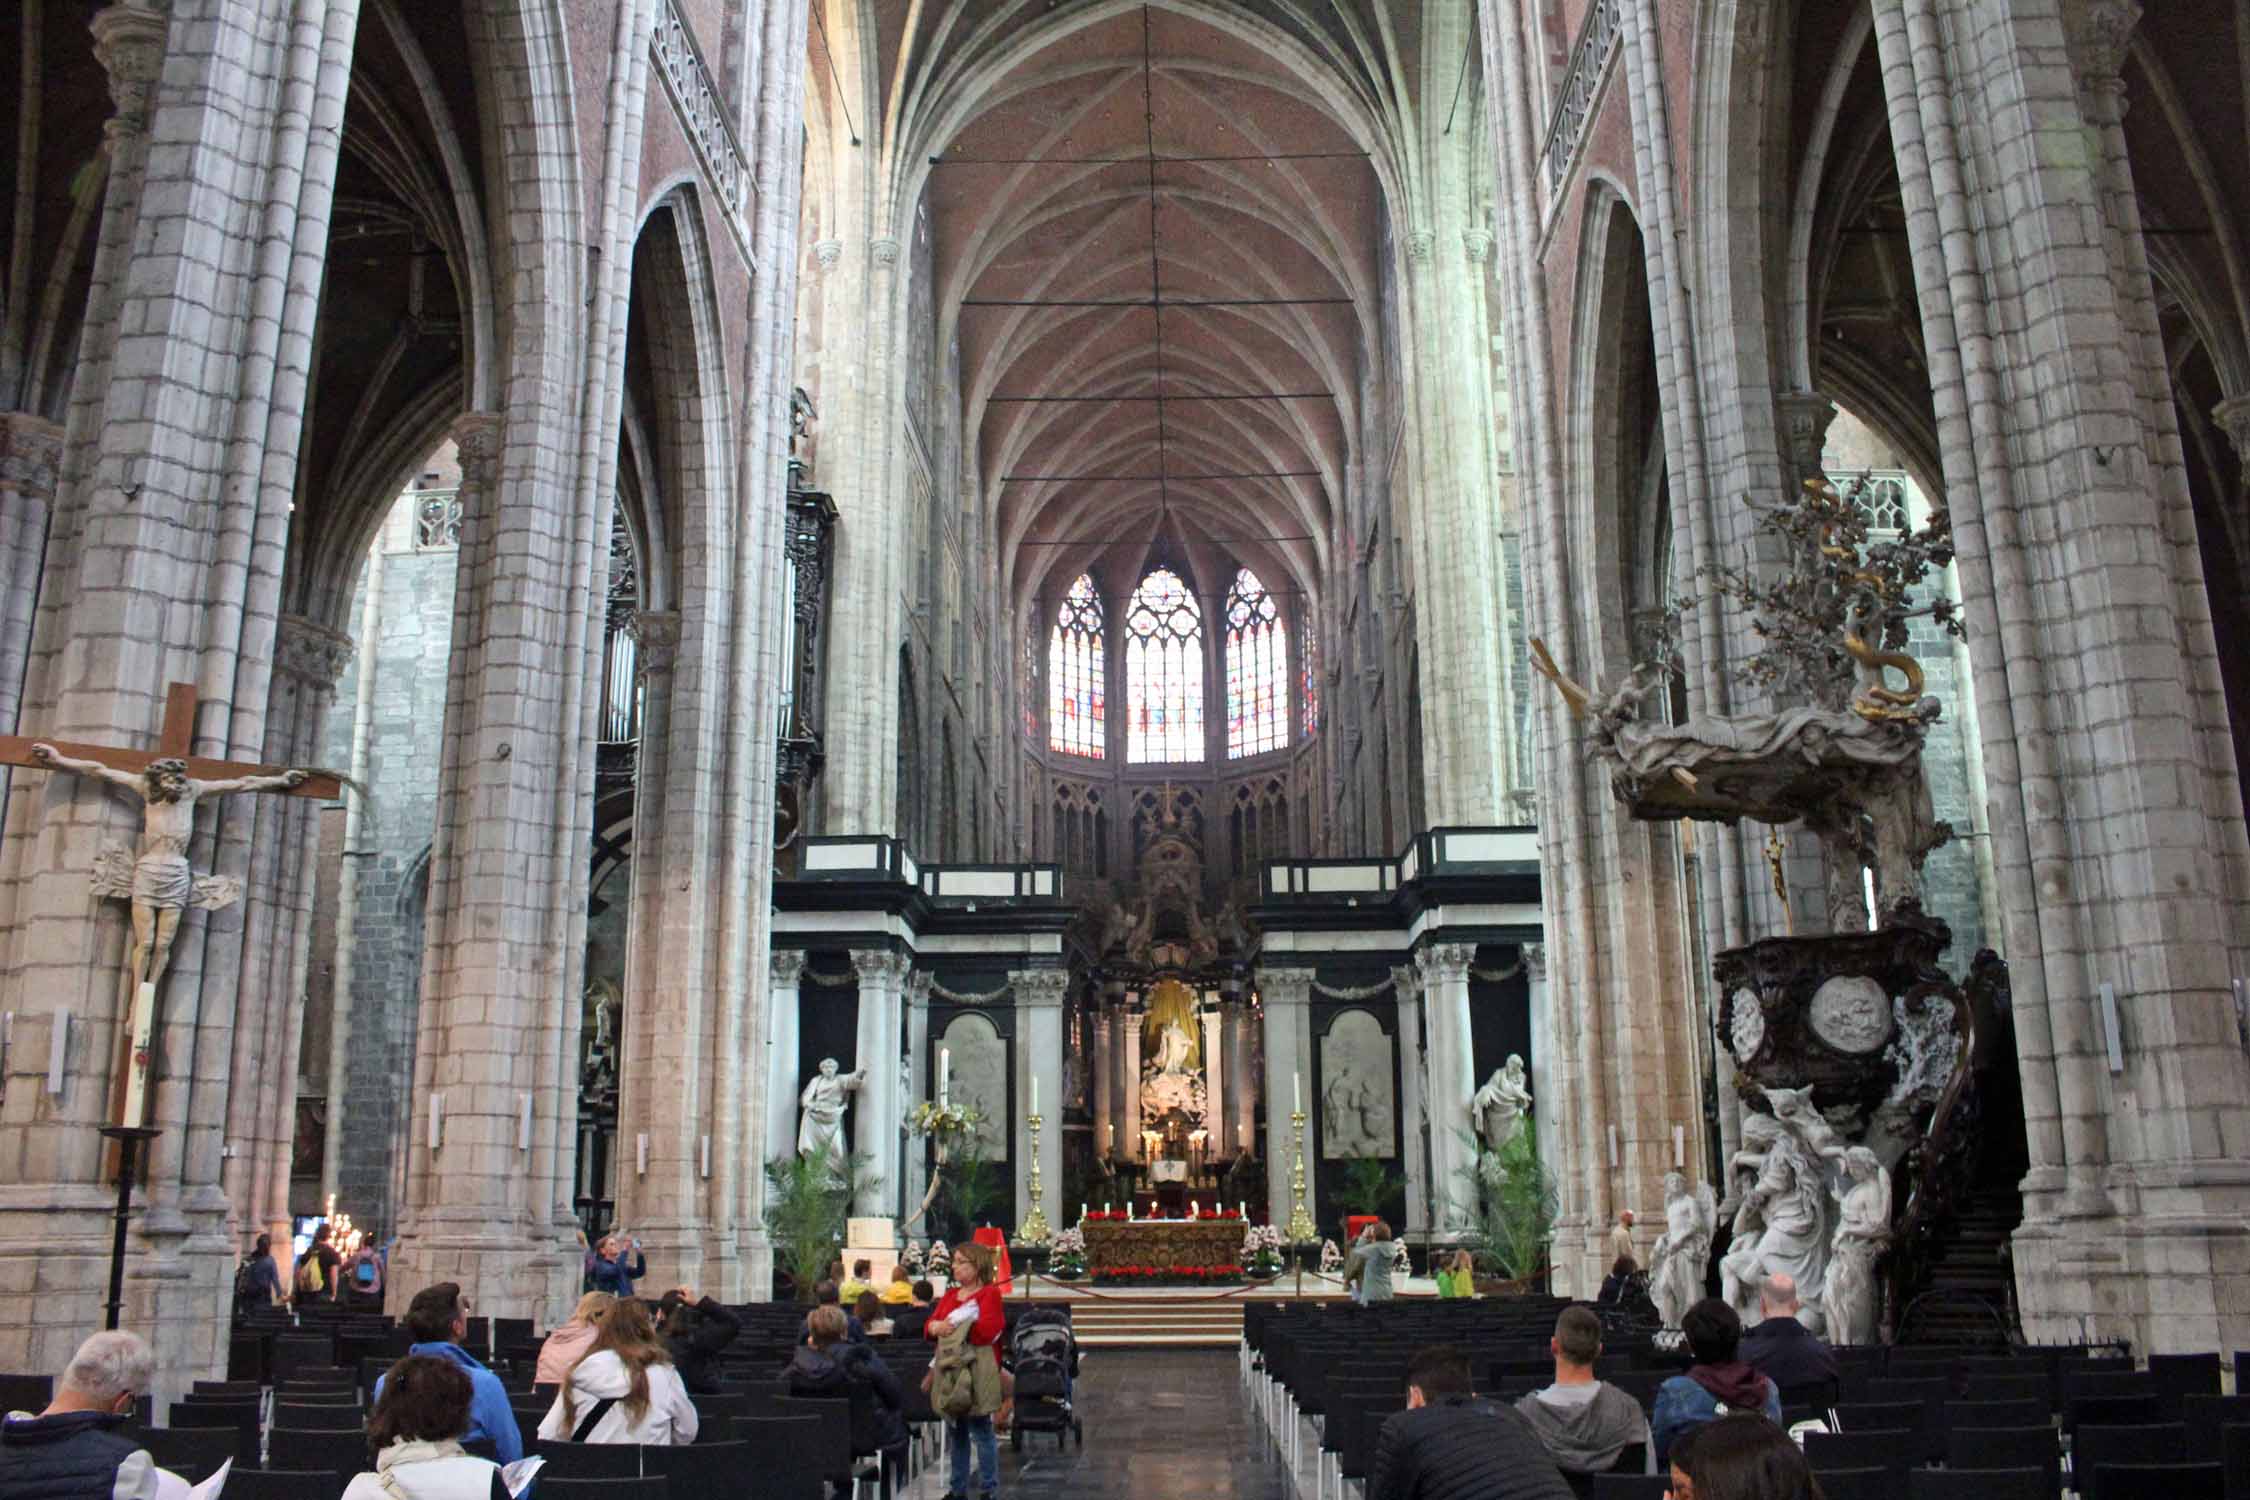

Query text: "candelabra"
[1019, 1111, 1052, 1245]
[1285, 1108, 1316, 1245]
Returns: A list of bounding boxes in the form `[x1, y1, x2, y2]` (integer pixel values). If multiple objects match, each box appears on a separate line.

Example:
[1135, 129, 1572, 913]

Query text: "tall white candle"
[939, 1047, 951, 1107]
[1031, 1074, 1039, 1115]
[1293, 1069, 1301, 1113]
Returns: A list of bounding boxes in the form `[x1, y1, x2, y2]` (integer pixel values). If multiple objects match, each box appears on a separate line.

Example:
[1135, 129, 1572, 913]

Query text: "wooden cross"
[1, 682, 341, 1130]
[0, 682, 342, 800]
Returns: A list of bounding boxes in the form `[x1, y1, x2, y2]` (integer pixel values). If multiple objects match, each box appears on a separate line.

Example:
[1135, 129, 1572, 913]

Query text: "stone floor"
[904, 1347, 1302, 1499]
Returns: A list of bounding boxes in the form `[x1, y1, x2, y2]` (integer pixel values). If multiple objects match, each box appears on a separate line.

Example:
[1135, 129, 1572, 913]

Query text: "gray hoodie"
[1512, 1381, 1648, 1474]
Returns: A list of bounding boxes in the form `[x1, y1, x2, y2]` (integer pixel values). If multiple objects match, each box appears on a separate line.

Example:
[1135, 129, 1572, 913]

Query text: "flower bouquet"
[1048, 1227, 1089, 1280]
[1242, 1223, 1286, 1278]
[904, 1100, 987, 1232]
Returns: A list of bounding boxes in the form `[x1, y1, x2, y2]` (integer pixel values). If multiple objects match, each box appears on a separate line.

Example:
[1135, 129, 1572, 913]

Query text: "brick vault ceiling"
[873, 1, 1412, 611]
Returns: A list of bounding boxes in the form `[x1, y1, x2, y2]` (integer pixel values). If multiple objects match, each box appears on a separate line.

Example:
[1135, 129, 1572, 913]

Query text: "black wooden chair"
[222, 1469, 349, 1500]
[2074, 1423, 2189, 1500]
[1803, 1429, 1915, 1483]
[166, 1398, 258, 1468]
[535, 1481, 671, 1500]
[1590, 1477, 1670, 1500]
[2091, 1462, 2226, 1500]
[1809, 1471, 1899, 1500]
[533, 1438, 643, 1478]
[0, 1373, 54, 1413]
[1911, 1469, 2047, 1500]
[1947, 1426, 2059, 1499]
[268, 1426, 371, 1476]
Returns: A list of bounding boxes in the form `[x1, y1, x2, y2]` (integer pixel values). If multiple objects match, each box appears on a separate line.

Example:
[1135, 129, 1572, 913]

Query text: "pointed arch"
[1124, 566, 1204, 763]
[1047, 573, 1105, 757]
[1224, 566, 1288, 758]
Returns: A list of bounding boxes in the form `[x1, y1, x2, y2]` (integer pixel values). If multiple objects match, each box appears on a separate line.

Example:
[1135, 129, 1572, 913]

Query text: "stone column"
[1120, 1003, 1142, 1161]
[765, 950, 806, 1186]
[1416, 944, 1478, 1231]
[1011, 969, 1067, 1231]
[1257, 967, 1315, 1231]
[0, 415, 64, 735]
[1225, 995, 1255, 1154]
[1391, 964, 1429, 1231]
[902, 969, 932, 1228]
[2211, 402, 2250, 578]
[1091, 1005, 1115, 1158]
[1200, 1002, 1224, 1147]
[849, 949, 911, 1218]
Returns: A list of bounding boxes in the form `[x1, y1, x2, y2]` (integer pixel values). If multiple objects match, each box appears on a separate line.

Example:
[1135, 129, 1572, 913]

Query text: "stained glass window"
[1125, 568, 1205, 763]
[1225, 569, 1288, 758]
[1299, 603, 1320, 739]
[1047, 574, 1105, 757]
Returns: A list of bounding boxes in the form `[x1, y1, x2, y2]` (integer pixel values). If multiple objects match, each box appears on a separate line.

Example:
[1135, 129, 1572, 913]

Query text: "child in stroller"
[1006, 1306, 1083, 1450]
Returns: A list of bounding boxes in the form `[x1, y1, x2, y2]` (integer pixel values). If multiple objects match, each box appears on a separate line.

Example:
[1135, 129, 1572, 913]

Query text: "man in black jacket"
[1369, 1345, 1576, 1500]
[657, 1286, 743, 1394]
[0, 1331, 174, 1500]
[1737, 1273, 1839, 1396]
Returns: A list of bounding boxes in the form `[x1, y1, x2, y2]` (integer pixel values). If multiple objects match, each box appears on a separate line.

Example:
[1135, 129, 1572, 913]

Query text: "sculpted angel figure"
[1822, 1146, 1893, 1346]
[1647, 1171, 1718, 1330]
[32, 744, 310, 990]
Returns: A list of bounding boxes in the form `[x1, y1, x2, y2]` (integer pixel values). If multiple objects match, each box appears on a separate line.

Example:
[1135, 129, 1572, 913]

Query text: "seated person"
[380, 1283, 523, 1463]
[840, 1258, 874, 1304]
[890, 1280, 938, 1341]
[880, 1264, 917, 1304]
[1667, 1411, 1822, 1500]
[1370, 1345, 1575, 1500]
[0, 1331, 189, 1500]
[346, 1354, 510, 1500]
[1597, 1256, 1639, 1305]
[856, 1289, 895, 1337]
[795, 1279, 868, 1345]
[656, 1285, 742, 1395]
[1737, 1274, 1838, 1393]
[1514, 1306, 1648, 1477]
[538, 1299, 698, 1445]
[787, 1305, 907, 1466]
[536, 1292, 614, 1385]
[1650, 1299, 1781, 1466]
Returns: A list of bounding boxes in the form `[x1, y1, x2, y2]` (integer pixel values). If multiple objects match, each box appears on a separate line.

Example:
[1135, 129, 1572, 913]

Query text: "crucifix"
[1, 682, 340, 1132]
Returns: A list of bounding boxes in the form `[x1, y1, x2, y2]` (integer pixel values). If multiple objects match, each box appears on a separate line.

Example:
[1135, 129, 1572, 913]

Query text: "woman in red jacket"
[926, 1241, 1005, 1499]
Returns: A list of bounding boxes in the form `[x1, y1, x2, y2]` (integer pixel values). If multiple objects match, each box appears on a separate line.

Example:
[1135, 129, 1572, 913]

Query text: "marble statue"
[1318, 1238, 1343, 1275]
[1718, 1113, 1781, 1318]
[798, 1057, 868, 1170]
[1153, 1018, 1195, 1075]
[32, 743, 311, 991]
[1737, 1106, 1836, 1331]
[1822, 1146, 1892, 1345]
[1471, 1055, 1534, 1154]
[1648, 1171, 1718, 1329]
[1390, 1237, 1413, 1277]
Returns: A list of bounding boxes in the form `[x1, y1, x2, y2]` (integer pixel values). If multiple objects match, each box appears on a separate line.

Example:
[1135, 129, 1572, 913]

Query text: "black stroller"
[1007, 1306, 1083, 1450]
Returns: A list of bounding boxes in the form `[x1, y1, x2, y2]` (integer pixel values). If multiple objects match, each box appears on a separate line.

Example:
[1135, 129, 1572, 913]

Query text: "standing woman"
[1347, 1221, 1396, 1305]
[925, 1242, 1005, 1500]
[584, 1233, 646, 1297]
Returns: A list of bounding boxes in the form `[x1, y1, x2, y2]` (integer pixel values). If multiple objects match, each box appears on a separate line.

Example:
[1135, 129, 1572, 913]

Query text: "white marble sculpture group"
[1650, 1085, 1891, 1341]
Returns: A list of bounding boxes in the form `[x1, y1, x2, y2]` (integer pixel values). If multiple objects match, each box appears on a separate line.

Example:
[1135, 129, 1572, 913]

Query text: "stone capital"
[1009, 968, 1069, 1009]
[626, 610, 682, 676]
[850, 948, 912, 986]
[870, 237, 901, 267]
[1774, 390, 1836, 483]
[1523, 942, 1548, 983]
[1389, 963, 1424, 1001]
[812, 239, 842, 272]
[274, 613, 354, 688]
[1405, 230, 1435, 267]
[2212, 396, 2250, 460]
[0, 413, 66, 493]
[905, 969, 933, 1006]
[1416, 942, 1477, 985]
[91, 5, 168, 136]
[451, 412, 504, 484]
[1256, 966, 1315, 1006]
[2066, 0, 2141, 91]
[769, 948, 807, 986]
[1462, 229, 1494, 265]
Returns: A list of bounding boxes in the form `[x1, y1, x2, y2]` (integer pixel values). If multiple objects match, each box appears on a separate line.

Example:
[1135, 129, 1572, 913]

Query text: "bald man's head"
[1759, 1272, 1801, 1317]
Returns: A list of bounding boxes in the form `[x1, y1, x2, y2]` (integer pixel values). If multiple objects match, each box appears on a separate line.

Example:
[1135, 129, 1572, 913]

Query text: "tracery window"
[1224, 569, 1287, 758]
[1047, 574, 1105, 758]
[1125, 568, 1205, 763]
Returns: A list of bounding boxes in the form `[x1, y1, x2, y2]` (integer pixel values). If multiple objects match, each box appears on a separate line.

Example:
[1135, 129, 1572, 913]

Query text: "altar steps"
[1065, 1299, 1247, 1347]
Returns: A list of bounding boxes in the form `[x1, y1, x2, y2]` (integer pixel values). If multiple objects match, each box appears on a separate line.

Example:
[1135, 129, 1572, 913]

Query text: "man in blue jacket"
[375, 1282, 523, 1464]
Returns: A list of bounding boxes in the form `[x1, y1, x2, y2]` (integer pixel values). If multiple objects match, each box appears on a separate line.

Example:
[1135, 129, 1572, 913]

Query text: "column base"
[2012, 1192, 2250, 1354]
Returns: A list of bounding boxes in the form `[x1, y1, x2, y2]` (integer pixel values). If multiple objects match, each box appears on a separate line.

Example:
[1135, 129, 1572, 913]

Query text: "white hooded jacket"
[536, 1350, 698, 1446]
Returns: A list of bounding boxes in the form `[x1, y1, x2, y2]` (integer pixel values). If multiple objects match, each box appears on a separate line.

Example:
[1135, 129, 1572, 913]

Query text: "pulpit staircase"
[1887, 951, 2027, 1348]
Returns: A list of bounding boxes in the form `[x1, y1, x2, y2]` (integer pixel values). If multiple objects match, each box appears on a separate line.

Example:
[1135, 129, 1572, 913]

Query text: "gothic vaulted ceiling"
[845, 0, 1431, 615]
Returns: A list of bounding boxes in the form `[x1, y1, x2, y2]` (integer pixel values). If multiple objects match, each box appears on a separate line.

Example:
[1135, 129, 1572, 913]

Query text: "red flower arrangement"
[1091, 1262, 1248, 1285]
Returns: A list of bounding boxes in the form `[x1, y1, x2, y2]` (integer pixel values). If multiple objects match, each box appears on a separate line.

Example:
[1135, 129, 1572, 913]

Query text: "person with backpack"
[235, 1234, 282, 1314]
[924, 1242, 1005, 1500]
[299, 1223, 343, 1302]
[345, 1230, 386, 1310]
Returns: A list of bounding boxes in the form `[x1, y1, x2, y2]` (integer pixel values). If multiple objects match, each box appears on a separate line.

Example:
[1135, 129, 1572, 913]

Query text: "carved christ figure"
[32, 744, 310, 991]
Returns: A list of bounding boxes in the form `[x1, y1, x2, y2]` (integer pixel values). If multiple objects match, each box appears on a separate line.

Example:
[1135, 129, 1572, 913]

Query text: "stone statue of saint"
[1822, 1146, 1891, 1346]
[797, 1057, 867, 1170]
[32, 744, 310, 990]
[1153, 1018, 1194, 1075]
[1738, 1112, 1834, 1332]
[1471, 1054, 1533, 1154]
[1647, 1171, 1718, 1329]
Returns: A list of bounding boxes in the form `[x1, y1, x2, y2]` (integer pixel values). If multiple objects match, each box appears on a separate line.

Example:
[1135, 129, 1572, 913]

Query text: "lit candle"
[1239, 1200, 1246, 1217]
[939, 1047, 950, 1107]
[1293, 1070, 1302, 1113]
[1030, 1074, 1039, 1115]
[1191, 1199, 1198, 1217]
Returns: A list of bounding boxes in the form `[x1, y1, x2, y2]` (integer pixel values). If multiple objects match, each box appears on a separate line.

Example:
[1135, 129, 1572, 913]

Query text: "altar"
[1082, 1217, 1248, 1273]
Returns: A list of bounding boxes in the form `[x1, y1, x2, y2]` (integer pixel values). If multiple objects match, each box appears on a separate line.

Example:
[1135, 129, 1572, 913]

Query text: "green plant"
[1453, 1124, 1558, 1283]
[1333, 1157, 1405, 1219]
[942, 1148, 1002, 1240]
[764, 1151, 878, 1302]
